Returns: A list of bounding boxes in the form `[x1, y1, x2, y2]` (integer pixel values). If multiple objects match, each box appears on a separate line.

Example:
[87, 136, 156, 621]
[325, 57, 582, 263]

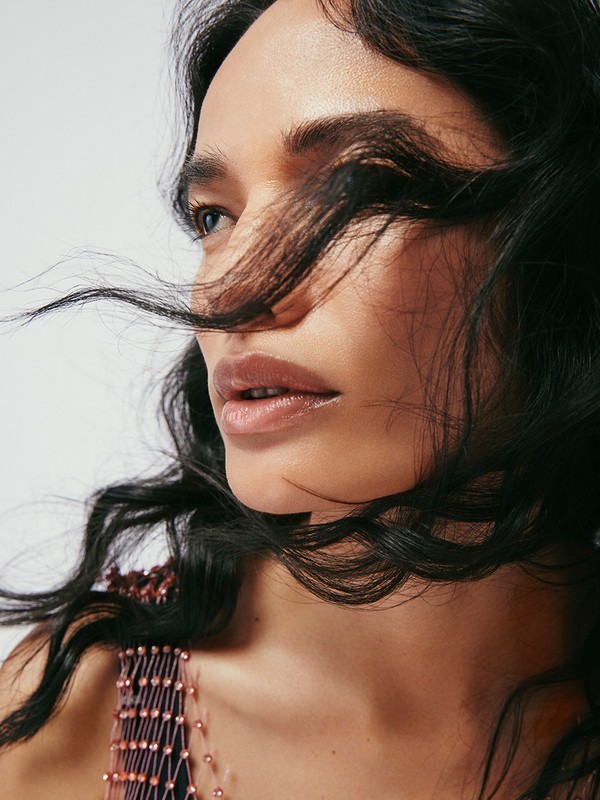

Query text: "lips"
[212, 352, 340, 435]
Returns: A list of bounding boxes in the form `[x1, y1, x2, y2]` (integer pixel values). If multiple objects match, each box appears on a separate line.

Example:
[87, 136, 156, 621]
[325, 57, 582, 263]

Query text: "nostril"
[209, 283, 315, 334]
[227, 307, 277, 334]
[269, 287, 315, 328]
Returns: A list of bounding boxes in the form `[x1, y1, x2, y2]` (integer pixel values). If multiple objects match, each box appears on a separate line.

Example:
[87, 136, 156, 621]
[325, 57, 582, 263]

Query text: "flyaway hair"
[1, 0, 600, 797]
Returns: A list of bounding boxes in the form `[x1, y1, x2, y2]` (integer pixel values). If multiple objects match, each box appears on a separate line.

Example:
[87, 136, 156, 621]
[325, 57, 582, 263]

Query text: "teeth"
[245, 386, 288, 399]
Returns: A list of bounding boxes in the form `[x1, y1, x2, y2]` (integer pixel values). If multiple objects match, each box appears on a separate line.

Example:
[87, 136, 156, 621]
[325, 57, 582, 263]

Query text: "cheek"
[196, 226, 472, 516]
[220, 413, 426, 515]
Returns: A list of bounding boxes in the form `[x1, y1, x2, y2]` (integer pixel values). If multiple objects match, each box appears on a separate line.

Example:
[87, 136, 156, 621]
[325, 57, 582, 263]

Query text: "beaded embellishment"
[103, 563, 226, 800]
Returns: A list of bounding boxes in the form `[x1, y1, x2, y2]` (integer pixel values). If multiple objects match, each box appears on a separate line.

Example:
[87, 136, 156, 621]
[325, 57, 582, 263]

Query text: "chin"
[222, 446, 423, 517]
[225, 465, 316, 515]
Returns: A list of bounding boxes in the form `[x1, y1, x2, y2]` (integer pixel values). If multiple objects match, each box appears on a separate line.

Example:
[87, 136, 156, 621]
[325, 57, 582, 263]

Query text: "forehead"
[195, 0, 498, 165]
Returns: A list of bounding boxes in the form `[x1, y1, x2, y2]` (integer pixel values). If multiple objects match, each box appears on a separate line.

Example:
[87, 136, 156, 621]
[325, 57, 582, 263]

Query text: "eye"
[190, 205, 234, 239]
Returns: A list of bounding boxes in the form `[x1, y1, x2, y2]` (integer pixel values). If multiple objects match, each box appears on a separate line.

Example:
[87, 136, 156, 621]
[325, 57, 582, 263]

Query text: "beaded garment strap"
[102, 563, 226, 800]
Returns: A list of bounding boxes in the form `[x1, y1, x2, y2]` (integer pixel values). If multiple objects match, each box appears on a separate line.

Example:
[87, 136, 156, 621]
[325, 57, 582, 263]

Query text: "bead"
[175, 714, 185, 725]
[125, 647, 135, 657]
[163, 744, 174, 756]
[137, 645, 147, 656]
[118, 650, 126, 659]
[151, 675, 161, 687]
[119, 771, 129, 782]
[138, 676, 149, 687]
[163, 676, 173, 688]
[162, 710, 173, 721]
[115, 678, 124, 689]
[203, 753, 213, 764]
[112, 772, 120, 782]
[139, 740, 149, 750]
[149, 776, 160, 787]
[128, 772, 137, 782]
[174, 647, 182, 656]
[118, 710, 128, 720]
[119, 740, 128, 750]
[180, 650, 190, 661]
[127, 708, 137, 718]
[102, 773, 111, 782]
[186, 686, 197, 696]
[212, 789, 224, 798]
[123, 677, 132, 688]
[194, 720, 205, 730]
[109, 742, 119, 752]
[181, 749, 190, 760]
[151, 645, 160, 655]
[138, 773, 147, 783]
[149, 741, 159, 752]
[165, 779, 176, 790]
[162, 644, 172, 654]
[129, 740, 138, 750]
[186, 787, 197, 796]
[140, 708, 150, 718]
[150, 708, 161, 719]
[174, 680, 184, 691]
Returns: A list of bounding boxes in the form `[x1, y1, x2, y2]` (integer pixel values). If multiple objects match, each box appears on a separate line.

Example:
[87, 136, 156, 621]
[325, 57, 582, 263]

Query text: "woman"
[1, 0, 599, 797]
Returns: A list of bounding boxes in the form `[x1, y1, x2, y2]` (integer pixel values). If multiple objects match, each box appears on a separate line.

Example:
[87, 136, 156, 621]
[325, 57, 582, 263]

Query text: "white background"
[0, 1, 198, 660]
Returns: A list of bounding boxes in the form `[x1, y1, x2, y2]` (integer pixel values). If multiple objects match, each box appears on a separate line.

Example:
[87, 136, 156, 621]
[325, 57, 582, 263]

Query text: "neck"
[244, 555, 586, 677]
[196, 545, 596, 795]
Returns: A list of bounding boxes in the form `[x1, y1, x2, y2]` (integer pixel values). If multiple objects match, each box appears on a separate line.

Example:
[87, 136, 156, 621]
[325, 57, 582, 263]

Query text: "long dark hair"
[2, 0, 600, 796]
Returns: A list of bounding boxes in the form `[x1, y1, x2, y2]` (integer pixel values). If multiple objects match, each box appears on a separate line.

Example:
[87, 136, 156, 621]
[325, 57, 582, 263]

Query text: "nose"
[263, 280, 317, 328]
[203, 277, 316, 336]
[192, 200, 318, 332]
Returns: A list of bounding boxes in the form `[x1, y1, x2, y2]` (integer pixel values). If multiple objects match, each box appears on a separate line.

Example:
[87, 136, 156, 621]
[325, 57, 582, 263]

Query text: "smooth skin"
[0, 0, 594, 797]
[192, 0, 500, 517]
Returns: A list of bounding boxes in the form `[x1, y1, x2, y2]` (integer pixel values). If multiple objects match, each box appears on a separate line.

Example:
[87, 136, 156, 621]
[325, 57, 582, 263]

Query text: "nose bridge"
[207, 188, 271, 281]
[198, 190, 318, 331]
[191, 193, 266, 324]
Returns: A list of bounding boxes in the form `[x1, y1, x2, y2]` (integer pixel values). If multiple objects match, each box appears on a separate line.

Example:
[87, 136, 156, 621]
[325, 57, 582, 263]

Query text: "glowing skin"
[190, 0, 500, 518]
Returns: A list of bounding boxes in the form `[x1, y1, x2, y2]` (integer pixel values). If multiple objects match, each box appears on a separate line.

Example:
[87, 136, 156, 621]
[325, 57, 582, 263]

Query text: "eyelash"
[188, 203, 234, 240]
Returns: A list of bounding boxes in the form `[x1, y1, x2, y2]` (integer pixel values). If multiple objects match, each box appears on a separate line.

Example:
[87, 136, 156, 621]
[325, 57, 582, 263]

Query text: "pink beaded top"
[102, 563, 226, 800]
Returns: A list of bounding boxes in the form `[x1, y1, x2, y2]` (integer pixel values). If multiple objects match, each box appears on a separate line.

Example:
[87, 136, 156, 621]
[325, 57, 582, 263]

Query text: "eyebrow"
[178, 110, 427, 200]
[282, 110, 419, 156]
[179, 151, 229, 197]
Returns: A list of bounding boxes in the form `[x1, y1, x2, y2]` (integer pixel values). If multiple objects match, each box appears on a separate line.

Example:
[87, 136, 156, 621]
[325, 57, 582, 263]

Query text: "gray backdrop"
[0, 1, 197, 660]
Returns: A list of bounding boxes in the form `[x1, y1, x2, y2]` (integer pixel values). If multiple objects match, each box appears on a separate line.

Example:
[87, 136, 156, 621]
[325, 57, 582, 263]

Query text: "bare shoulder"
[0, 624, 119, 800]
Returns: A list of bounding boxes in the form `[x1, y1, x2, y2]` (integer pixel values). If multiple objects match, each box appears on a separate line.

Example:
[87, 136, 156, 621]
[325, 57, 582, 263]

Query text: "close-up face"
[189, 0, 501, 519]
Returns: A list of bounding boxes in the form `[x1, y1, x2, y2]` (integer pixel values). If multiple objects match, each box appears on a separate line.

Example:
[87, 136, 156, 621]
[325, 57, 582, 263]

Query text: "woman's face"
[190, 0, 499, 519]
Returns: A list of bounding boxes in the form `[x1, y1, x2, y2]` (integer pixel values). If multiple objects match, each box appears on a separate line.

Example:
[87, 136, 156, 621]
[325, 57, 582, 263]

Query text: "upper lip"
[213, 352, 339, 401]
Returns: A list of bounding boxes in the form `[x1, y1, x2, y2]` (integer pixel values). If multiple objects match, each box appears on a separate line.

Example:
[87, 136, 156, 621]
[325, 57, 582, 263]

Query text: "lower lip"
[220, 391, 340, 435]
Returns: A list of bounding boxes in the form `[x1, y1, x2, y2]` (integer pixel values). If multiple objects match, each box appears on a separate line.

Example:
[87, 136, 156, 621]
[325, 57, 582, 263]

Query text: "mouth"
[213, 353, 341, 435]
[239, 386, 289, 400]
